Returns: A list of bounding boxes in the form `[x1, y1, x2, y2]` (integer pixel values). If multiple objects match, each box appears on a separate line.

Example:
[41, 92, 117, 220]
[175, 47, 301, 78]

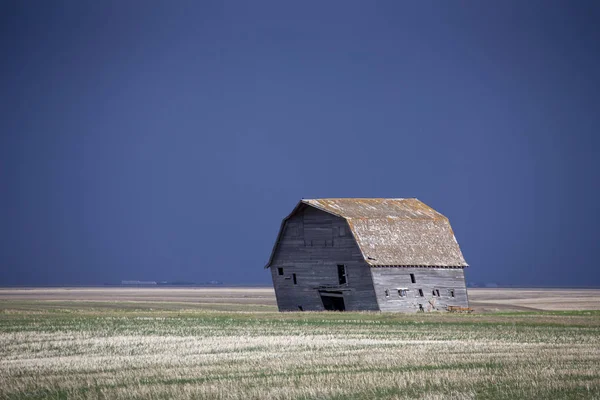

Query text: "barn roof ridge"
[301, 198, 447, 220]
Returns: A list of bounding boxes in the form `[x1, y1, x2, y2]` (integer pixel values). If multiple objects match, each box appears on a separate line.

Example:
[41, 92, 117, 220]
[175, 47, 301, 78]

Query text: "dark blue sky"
[1, 1, 599, 286]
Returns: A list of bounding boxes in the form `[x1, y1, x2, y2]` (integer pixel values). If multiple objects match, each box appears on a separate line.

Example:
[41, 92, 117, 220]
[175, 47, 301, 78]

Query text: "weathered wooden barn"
[265, 198, 469, 312]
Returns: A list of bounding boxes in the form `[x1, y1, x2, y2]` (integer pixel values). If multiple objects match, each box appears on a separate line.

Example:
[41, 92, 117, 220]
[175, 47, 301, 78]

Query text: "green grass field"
[1, 290, 599, 399]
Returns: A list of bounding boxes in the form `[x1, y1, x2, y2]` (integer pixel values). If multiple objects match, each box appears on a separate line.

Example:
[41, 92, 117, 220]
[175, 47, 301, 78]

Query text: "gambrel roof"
[265, 198, 468, 268]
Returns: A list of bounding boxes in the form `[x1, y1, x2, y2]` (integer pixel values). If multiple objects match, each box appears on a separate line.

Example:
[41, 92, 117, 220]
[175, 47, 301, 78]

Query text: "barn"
[265, 198, 469, 312]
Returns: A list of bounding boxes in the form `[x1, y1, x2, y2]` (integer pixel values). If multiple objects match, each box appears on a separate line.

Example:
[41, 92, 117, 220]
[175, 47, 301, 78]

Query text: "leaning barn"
[265, 198, 469, 312]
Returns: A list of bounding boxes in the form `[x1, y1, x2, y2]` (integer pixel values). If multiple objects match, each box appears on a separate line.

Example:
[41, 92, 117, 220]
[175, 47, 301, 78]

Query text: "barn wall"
[371, 267, 469, 312]
[270, 206, 379, 311]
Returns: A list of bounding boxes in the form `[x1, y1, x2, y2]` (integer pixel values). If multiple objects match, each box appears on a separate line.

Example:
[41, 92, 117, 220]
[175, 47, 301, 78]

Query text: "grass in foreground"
[0, 301, 599, 400]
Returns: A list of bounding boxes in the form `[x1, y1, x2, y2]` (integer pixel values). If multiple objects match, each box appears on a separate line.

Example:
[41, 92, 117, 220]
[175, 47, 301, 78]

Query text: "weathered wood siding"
[370, 267, 469, 312]
[270, 206, 379, 311]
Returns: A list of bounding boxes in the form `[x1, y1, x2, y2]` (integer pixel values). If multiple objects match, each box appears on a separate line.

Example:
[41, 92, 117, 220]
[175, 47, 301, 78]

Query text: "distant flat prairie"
[0, 287, 598, 312]
[468, 288, 600, 311]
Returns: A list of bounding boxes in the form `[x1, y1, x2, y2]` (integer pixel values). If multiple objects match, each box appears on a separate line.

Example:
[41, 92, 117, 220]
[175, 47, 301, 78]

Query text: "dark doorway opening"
[319, 292, 346, 311]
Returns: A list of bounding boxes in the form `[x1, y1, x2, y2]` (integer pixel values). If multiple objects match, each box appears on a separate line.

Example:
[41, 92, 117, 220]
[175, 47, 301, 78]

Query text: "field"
[0, 288, 599, 399]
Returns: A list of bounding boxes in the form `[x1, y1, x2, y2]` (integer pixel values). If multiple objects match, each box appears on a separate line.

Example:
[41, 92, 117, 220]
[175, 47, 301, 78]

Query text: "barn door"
[319, 292, 346, 311]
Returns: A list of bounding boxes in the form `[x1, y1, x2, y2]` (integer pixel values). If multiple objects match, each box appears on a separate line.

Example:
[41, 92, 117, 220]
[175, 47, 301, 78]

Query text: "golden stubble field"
[0, 288, 599, 399]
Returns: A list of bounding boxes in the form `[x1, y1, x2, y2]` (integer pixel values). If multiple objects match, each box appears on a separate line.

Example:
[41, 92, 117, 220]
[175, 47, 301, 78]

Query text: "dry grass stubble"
[0, 289, 599, 399]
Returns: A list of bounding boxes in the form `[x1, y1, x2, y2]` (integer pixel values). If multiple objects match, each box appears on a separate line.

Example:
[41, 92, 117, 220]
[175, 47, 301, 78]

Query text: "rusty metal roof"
[265, 198, 468, 268]
[303, 198, 468, 267]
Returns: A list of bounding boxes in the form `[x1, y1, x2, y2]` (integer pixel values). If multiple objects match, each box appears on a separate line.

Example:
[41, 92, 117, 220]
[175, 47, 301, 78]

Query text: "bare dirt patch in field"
[468, 288, 600, 312]
[0, 287, 276, 307]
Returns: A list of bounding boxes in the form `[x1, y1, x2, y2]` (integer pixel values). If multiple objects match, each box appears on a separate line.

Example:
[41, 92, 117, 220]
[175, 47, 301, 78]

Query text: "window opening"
[418, 304, 424, 312]
[418, 289, 424, 297]
[293, 273, 297, 285]
[432, 289, 440, 297]
[298, 305, 303, 311]
[449, 289, 455, 298]
[397, 289, 408, 297]
[337, 264, 347, 285]
[410, 273, 416, 284]
[277, 267, 284, 276]
[385, 289, 389, 298]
